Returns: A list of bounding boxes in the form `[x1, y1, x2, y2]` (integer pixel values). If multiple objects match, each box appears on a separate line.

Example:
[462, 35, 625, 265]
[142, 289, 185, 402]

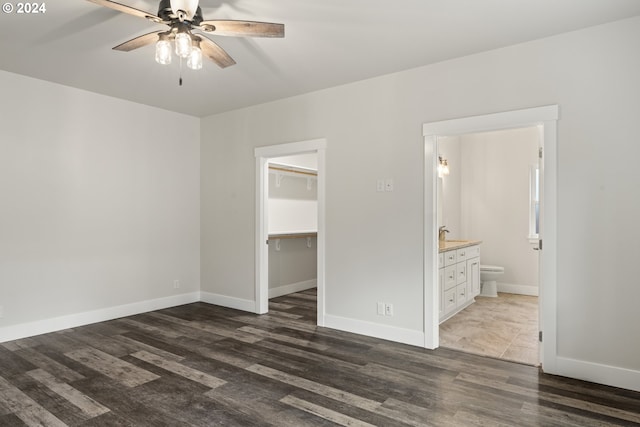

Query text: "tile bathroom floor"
[440, 293, 539, 365]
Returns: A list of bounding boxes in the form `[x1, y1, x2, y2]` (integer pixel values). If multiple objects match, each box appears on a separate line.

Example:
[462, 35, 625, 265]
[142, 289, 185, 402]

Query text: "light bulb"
[187, 45, 202, 70]
[175, 32, 192, 58]
[155, 39, 172, 65]
[442, 160, 450, 175]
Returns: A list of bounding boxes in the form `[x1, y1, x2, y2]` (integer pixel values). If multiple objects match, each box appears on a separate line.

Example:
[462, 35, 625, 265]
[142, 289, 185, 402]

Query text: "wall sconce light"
[438, 156, 450, 178]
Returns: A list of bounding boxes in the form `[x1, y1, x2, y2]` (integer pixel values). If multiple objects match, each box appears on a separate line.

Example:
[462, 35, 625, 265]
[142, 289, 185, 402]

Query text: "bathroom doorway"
[423, 105, 558, 371]
[437, 127, 540, 365]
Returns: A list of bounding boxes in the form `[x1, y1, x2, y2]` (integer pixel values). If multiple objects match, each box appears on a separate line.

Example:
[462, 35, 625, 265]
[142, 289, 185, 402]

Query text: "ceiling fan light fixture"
[155, 34, 172, 65]
[187, 39, 203, 70]
[86, 0, 285, 79]
[175, 31, 192, 58]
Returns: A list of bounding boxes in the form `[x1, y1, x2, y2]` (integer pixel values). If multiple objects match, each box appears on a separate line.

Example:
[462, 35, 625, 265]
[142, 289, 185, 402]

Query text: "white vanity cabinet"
[439, 241, 481, 323]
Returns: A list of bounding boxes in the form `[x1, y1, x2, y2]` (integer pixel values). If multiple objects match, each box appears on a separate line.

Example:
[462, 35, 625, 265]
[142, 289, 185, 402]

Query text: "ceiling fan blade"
[85, 0, 163, 23]
[196, 35, 236, 68]
[199, 20, 284, 38]
[113, 31, 163, 52]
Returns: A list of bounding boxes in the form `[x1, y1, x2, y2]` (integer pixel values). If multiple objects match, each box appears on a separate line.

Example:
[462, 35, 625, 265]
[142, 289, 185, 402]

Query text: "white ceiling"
[2, 0, 639, 117]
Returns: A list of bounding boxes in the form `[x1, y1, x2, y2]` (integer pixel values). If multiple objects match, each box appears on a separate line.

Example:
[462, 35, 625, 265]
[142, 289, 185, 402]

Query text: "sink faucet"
[439, 226, 449, 242]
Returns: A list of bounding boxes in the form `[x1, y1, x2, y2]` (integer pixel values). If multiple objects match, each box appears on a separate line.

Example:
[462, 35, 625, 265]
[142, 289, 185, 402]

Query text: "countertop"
[438, 240, 482, 253]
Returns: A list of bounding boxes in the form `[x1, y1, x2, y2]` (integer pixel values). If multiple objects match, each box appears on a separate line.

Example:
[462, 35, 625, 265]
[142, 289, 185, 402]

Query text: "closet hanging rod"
[268, 165, 317, 177]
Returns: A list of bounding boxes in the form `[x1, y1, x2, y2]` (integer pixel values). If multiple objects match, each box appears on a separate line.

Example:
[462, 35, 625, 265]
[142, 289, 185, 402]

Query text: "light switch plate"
[385, 303, 394, 316]
[376, 179, 385, 192]
[385, 179, 394, 192]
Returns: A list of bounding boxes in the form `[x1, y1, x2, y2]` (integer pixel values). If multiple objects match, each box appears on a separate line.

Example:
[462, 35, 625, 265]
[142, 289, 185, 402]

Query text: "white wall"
[270, 153, 318, 170]
[268, 237, 317, 296]
[437, 136, 462, 238]
[268, 168, 318, 234]
[201, 16, 640, 385]
[0, 71, 200, 338]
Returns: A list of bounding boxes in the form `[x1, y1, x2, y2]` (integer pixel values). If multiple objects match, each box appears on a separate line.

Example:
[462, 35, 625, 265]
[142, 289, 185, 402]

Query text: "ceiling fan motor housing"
[158, 0, 202, 24]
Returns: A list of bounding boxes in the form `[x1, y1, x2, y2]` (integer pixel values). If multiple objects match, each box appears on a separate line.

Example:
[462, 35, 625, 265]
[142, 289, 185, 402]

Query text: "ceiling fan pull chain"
[179, 56, 183, 86]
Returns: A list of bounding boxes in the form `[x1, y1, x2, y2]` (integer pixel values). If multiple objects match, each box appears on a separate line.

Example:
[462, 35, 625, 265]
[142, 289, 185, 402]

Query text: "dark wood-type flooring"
[1, 289, 639, 426]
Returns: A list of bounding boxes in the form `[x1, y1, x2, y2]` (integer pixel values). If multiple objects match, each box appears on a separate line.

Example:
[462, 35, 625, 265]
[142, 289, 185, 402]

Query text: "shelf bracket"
[306, 237, 312, 248]
[275, 172, 284, 188]
[274, 239, 281, 251]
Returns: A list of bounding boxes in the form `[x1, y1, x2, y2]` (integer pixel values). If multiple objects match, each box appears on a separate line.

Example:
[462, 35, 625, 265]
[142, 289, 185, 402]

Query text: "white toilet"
[479, 265, 504, 297]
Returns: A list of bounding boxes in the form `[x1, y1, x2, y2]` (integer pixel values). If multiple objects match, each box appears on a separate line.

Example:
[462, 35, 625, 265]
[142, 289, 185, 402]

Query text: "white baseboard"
[324, 314, 424, 347]
[553, 356, 640, 393]
[269, 279, 317, 299]
[0, 292, 200, 344]
[497, 282, 539, 296]
[199, 291, 256, 313]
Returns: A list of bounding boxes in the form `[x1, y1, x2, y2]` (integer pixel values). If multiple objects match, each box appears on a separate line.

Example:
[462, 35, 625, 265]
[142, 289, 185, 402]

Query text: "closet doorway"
[255, 139, 327, 326]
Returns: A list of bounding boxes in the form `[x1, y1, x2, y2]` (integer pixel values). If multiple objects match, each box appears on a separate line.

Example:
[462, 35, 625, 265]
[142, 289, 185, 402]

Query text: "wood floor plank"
[111, 334, 185, 362]
[238, 325, 330, 350]
[0, 375, 67, 427]
[457, 371, 640, 424]
[64, 347, 160, 388]
[131, 350, 227, 389]
[205, 388, 330, 427]
[246, 363, 382, 411]
[26, 368, 110, 418]
[13, 347, 85, 383]
[0, 413, 27, 426]
[280, 394, 377, 427]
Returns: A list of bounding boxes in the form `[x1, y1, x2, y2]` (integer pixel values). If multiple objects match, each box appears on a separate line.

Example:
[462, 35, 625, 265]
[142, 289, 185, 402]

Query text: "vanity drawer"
[456, 262, 467, 284]
[456, 247, 468, 262]
[463, 245, 480, 259]
[444, 250, 457, 266]
[443, 288, 457, 315]
[444, 265, 457, 290]
[456, 283, 468, 308]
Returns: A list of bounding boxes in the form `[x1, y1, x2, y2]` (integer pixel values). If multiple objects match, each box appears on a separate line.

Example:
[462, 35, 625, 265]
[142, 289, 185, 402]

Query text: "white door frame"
[423, 105, 558, 372]
[254, 138, 327, 326]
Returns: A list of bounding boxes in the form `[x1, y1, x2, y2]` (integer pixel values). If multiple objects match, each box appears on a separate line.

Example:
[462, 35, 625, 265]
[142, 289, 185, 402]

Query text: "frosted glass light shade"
[175, 33, 192, 58]
[155, 39, 172, 65]
[187, 46, 202, 70]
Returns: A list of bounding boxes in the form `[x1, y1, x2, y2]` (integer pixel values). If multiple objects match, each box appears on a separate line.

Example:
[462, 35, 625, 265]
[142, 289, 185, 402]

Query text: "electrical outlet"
[385, 303, 394, 316]
[173, 280, 181, 289]
[377, 302, 385, 315]
[385, 178, 394, 192]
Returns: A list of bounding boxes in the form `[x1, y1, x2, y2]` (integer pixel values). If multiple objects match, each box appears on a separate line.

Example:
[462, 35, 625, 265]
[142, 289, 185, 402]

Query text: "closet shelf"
[268, 232, 317, 240]
[268, 164, 317, 177]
